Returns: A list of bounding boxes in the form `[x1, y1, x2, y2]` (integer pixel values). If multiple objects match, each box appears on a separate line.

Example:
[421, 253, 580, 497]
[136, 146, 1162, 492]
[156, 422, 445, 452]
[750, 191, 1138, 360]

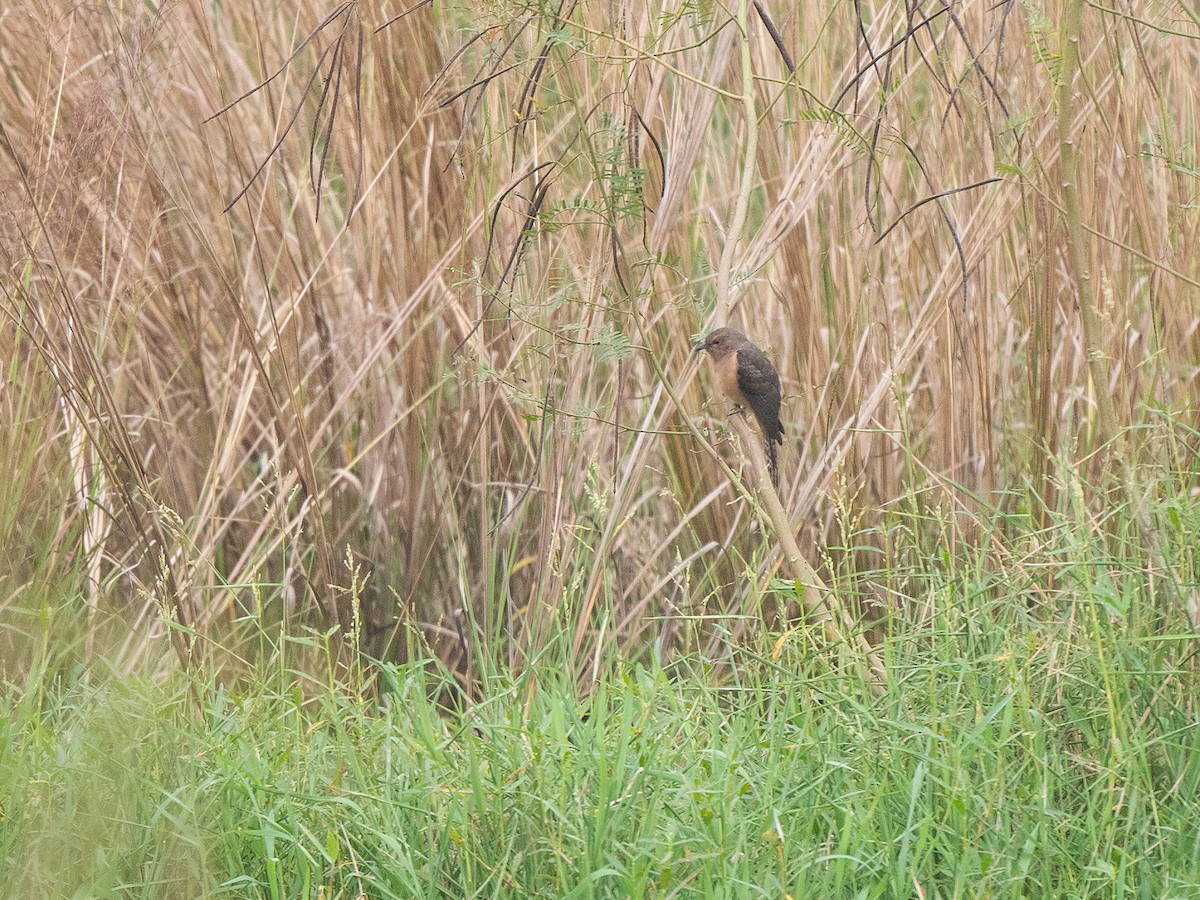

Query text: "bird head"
[695, 327, 746, 362]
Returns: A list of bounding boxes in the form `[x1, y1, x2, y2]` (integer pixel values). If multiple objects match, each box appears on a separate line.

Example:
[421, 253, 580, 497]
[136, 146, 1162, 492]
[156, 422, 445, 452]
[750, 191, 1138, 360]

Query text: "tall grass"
[5, 3, 1200, 895]
[3, 478, 1199, 896]
[1, 0, 1198, 689]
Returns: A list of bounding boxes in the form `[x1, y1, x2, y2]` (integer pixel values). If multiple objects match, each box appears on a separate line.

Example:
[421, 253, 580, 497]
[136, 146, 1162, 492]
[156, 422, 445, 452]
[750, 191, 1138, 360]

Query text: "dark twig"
[830, 5, 951, 111]
[204, 2, 355, 123]
[875, 177, 1002, 245]
[374, 0, 433, 33]
[753, 0, 795, 74]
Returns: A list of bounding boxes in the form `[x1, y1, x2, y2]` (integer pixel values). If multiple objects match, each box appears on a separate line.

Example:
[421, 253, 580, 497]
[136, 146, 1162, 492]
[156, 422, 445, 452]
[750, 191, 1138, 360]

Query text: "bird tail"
[765, 426, 783, 488]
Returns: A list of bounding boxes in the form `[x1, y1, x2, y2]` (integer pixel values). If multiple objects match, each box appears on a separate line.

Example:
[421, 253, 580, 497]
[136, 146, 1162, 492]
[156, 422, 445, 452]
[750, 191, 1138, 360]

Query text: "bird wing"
[735, 345, 784, 442]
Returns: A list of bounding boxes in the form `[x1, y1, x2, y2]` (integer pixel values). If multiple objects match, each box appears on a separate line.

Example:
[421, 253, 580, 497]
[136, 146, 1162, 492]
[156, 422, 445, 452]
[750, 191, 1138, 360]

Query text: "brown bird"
[695, 327, 785, 485]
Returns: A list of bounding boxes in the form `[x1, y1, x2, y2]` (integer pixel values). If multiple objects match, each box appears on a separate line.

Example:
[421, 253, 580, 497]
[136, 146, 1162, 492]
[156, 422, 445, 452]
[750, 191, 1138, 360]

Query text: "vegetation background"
[1, 0, 1198, 896]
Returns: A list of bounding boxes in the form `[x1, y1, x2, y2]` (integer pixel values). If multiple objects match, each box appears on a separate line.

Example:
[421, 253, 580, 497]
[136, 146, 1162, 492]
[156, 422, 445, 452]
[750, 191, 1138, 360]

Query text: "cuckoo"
[695, 327, 785, 486]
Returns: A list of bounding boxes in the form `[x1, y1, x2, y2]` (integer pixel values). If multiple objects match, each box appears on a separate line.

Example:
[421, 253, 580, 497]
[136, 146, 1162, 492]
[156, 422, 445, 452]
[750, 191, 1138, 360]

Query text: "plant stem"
[1055, 0, 1118, 446]
[730, 415, 888, 694]
[714, 0, 759, 321]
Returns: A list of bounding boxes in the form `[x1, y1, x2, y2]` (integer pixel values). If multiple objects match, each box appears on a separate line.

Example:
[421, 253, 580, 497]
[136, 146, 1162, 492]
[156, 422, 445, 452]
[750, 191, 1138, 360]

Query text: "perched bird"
[695, 327, 785, 485]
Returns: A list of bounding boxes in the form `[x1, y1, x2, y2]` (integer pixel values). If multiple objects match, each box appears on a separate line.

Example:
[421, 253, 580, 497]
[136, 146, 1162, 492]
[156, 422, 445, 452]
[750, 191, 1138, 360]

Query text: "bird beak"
[693, 339, 705, 353]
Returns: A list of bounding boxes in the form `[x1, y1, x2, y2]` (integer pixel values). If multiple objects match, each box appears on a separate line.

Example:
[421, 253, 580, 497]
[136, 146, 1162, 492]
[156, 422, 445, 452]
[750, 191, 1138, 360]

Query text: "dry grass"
[1, 0, 1198, 687]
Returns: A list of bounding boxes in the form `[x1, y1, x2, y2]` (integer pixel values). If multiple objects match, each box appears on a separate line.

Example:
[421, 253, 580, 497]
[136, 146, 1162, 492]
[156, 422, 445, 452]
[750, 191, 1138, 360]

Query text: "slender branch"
[730, 416, 888, 693]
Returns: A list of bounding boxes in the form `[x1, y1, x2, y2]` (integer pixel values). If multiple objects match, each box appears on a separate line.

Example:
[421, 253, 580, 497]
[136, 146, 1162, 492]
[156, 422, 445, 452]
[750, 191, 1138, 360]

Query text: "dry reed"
[1, 0, 1197, 688]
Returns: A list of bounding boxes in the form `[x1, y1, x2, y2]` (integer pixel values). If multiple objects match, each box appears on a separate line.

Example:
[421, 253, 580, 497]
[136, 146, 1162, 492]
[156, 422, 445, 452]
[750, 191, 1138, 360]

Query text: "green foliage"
[0, 549, 1195, 897]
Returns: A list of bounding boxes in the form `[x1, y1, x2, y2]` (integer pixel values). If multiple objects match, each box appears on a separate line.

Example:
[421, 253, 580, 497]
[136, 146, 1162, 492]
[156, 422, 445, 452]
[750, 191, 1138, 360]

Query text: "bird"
[695, 327, 785, 486]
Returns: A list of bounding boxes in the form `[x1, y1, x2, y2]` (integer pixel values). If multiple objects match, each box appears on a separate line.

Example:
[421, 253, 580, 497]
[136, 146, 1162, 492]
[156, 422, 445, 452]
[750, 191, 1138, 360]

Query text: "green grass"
[4, 510, 1198, 899]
